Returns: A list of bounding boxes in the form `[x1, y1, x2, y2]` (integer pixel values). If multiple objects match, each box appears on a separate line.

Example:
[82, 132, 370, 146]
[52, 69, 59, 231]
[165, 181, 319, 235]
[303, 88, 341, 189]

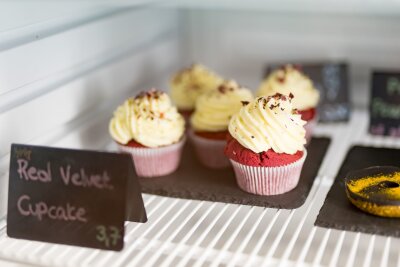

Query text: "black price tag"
[7, 144, 147, 251]
[265, 62, 351, 122]
[369, 72, 400, 136]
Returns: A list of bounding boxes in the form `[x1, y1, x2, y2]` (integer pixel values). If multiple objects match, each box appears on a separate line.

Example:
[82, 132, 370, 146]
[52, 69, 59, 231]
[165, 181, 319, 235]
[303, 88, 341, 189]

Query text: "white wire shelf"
[0, 109, 399, 267]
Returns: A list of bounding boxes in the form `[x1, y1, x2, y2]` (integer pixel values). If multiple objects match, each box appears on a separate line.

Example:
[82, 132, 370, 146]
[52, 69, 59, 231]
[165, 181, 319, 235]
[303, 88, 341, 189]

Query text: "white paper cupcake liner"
[189, 129, 230, 169]
[304, 116, 317, 144]
[230, 149, 307, 196]
[117, 136, 186, 178]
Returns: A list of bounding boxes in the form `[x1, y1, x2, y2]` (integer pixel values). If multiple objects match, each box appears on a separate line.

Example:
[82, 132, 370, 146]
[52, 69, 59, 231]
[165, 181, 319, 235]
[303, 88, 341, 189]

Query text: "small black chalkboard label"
[7, 144, 147, 251]
[265, 62, 350, 122]
[369, 72, 400, 136]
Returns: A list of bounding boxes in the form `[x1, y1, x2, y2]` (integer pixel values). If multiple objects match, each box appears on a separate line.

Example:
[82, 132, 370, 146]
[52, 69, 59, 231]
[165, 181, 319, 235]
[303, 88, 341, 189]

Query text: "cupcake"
[109, 89, 185, 177]
[190, 80, 253, 169]
[225, 93, 307, 195]
[257, 64, 319, 142]
[170, 64, 223, 121]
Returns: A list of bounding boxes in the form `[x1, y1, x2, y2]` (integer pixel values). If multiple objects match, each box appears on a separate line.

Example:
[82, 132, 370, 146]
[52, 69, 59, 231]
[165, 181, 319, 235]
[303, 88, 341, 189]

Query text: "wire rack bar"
[243, 210, 280, 267]
[193, 205, 244, 267]
[176, 204, 230, 267]
[380, 238, 390, 267]
[160, 202, 218, 266]
[329, 231, 345, 267]
[346, 233, 361, 267]
[362, 235, 375, 267]
[226, 208, 268, 267]
[279, 176, 325, 265]
[129, 200, 194, 266]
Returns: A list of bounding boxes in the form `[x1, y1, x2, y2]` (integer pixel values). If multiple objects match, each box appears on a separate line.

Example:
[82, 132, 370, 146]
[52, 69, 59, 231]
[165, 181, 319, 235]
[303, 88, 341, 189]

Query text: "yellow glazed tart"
[345, 166, 400, 218]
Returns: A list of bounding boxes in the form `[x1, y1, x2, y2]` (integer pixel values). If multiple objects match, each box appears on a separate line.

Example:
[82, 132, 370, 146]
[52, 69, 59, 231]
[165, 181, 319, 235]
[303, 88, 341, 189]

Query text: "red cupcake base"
[189, 130, 230, 169]
[224, 135, 303, 167]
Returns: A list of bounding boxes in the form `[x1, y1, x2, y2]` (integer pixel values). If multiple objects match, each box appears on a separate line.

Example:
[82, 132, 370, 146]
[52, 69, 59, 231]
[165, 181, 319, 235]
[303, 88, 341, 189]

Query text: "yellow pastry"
[345, 166, 400, 218]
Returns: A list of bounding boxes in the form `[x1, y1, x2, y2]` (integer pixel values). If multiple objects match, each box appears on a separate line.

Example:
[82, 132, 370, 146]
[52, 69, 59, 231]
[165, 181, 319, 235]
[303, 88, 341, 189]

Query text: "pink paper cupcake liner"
[117, 136, 186, 177]
[304, 116, 317, 144]
[189, 130, 230, 169]
[229, 150, 307, 196]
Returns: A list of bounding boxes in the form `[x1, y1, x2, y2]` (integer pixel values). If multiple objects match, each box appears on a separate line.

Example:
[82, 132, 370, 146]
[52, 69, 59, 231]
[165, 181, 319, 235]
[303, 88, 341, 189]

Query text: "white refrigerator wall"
[182, 9, 400, 108]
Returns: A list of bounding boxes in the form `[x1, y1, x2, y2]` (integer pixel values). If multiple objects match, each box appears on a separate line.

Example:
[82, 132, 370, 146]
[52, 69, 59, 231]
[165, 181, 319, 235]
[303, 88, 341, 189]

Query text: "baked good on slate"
[345, 166, 400, 218]
[257, 64, 320, 142]
[109, 89, 185, 177]
[225, 93, 307, 195]
[170, 64, 223, 120]
[189, 80, 253, 169]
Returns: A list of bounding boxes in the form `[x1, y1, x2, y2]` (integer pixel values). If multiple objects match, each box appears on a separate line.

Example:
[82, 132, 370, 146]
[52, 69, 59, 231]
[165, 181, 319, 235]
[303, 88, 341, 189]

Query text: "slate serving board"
[315, 146, 400, 238]
[139, 137, 330, 209]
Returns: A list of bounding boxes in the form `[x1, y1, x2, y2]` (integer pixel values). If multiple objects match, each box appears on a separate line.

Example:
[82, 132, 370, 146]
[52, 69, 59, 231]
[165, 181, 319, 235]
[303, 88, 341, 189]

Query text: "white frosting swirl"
[109, 90, 185, 147]
[228, 93, 306, 154]
[170, 64, 223, 110]
[257, 65, 320, 110]
[191, 80, 253, 132]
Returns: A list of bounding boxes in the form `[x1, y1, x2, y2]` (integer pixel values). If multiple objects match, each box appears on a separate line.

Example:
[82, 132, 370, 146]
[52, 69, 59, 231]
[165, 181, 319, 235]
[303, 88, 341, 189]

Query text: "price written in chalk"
[96, 225, 122, 248]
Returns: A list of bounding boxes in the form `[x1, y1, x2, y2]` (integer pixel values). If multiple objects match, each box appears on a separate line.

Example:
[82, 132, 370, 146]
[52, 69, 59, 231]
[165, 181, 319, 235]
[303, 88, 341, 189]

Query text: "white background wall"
[181, 9, 400, 108]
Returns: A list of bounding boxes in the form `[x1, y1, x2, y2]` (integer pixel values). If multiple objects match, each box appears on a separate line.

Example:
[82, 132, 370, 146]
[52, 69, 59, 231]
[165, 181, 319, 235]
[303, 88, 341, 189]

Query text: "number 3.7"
[96, 225, 122, 248]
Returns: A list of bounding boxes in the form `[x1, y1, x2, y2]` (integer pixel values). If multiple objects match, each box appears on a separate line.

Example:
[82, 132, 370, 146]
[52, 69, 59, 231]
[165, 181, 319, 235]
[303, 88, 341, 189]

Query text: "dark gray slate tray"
[139, 137, 330, 209]
[315, 146, 400, 237]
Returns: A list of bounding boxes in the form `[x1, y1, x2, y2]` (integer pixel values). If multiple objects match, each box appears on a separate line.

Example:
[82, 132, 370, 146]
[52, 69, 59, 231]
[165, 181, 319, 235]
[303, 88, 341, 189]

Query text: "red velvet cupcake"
[188, 130, 230, 169]
[298, 108, 317, 142]
[109, 89, 185, 177]
[257, 64, 320, 143]
[190, 80, 253, 169]
[170, 64, 223, 124]
[225, 93, 307, 195]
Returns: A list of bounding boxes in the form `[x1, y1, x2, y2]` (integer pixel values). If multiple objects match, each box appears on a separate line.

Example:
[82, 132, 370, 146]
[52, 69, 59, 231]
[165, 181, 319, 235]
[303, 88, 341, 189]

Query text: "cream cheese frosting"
[170, 64, 224, 111]
[228, 93, 306, 154]
[109, 89, 185, 147]
[257, 65, 320, 110]
[191, 80, 253, 132]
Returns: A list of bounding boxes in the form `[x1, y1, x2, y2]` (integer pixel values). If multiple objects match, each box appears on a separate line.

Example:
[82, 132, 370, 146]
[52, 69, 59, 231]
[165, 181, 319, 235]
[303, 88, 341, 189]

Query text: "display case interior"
[1, 2, 400, 266]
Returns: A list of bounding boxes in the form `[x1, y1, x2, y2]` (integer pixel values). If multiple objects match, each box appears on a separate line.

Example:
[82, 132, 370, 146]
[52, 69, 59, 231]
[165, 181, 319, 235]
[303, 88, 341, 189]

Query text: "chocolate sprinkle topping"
[218, 81, 237, 94]
[135, 89, 164, 100]
[293, 64, 302, 71]
[277, 76, 285, 83]
[241, 101, 250, 106]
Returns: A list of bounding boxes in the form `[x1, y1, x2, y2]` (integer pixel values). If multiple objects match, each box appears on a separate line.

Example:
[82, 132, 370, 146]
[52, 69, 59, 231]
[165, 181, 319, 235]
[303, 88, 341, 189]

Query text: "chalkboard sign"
[265, 62, 350, 122]
[7, 144, 147, 251]
[369, 71, 400, 136]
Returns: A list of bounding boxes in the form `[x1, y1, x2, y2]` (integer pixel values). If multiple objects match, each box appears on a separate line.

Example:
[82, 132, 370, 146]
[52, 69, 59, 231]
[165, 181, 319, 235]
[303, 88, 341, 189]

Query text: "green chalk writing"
[387, 77, 400, 95]
[96, 225, 122, 248]
[372, 98, 400, 119]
